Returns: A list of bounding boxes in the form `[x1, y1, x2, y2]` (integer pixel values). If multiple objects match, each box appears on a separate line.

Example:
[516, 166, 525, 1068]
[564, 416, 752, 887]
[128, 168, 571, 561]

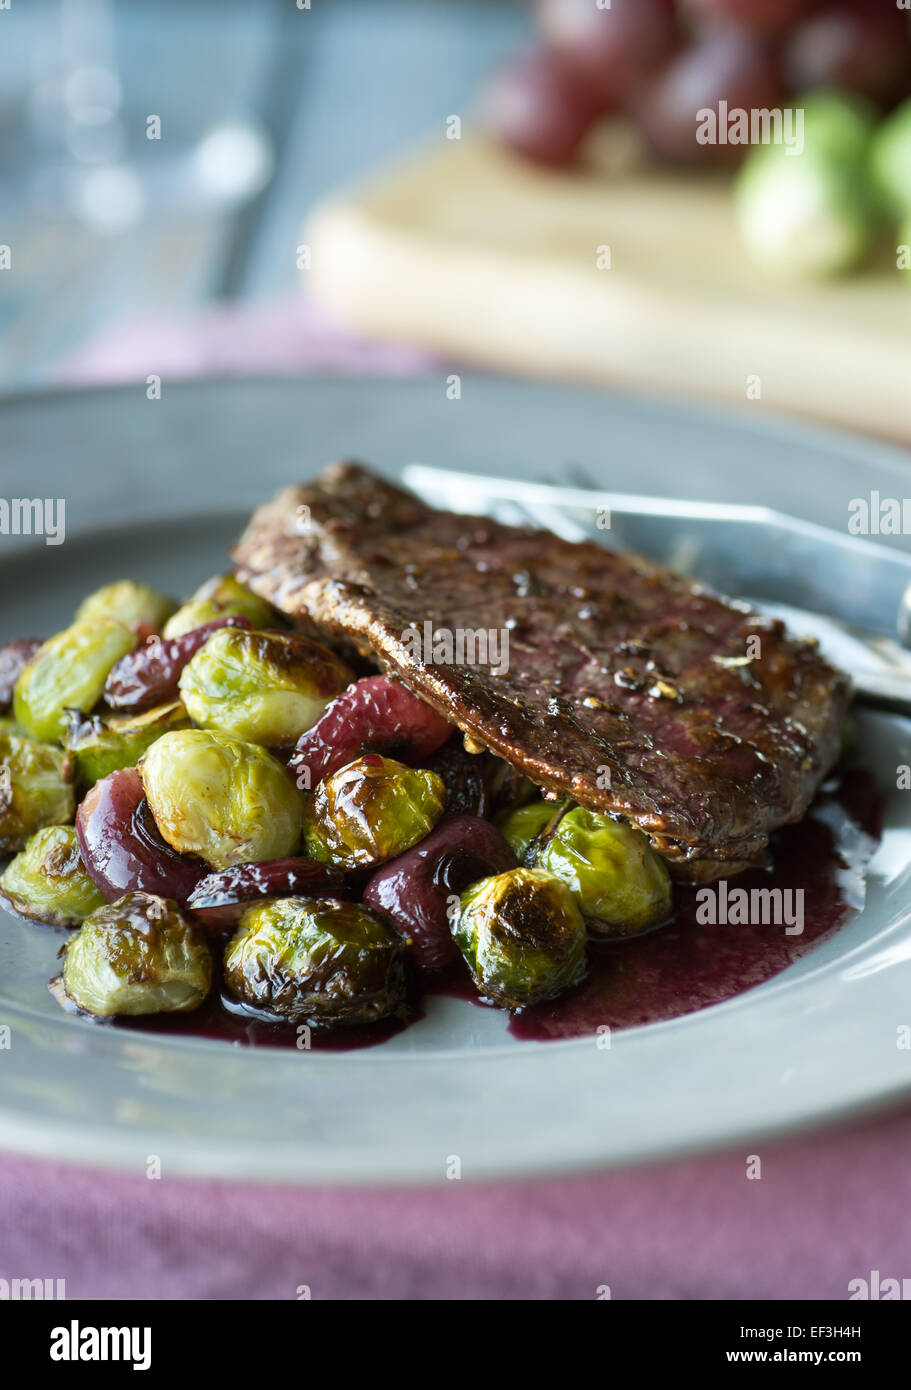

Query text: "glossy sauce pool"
[111, 767, 881, 1049]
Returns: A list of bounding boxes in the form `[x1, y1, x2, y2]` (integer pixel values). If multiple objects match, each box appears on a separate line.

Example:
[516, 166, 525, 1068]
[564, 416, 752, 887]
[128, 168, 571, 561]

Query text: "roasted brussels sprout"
[0, 733, 75, 854]
[364, 814, 516, 973]
[223, 896, 406, 1025]
[163, 575, 276, 640]
[497, 799, 560, 862]
[75, 580, 177, 633]
[0, 825, 106, 927]
[179, 628, 352, 746]
[60, 891, 212, 1017]
[303, 754, 445, 869]
[288, 674, 454, 786]
[537, 806, 671, 936]
[76, 767, 207, 904]
[140, 729, 304, 870]
[454, 867, 586, 1009]
[13, 619, 136, 743]
[65, 700, 190, 787]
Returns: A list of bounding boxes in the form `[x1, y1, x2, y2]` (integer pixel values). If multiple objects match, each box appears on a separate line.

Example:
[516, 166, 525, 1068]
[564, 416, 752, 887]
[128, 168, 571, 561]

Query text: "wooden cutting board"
[306, 135, 911, 440]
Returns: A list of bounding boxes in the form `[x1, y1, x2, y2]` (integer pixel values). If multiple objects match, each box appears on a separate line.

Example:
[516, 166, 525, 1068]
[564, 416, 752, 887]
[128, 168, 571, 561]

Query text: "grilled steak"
[234, 463, 851, 878]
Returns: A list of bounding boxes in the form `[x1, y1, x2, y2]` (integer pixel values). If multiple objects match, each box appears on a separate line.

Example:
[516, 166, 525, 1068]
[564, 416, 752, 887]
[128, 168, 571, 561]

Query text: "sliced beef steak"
[233, 462, 851, 877]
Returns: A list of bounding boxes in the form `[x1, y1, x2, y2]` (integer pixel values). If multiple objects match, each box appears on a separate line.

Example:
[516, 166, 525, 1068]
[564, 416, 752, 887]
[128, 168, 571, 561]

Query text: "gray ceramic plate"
[1, 377, 911, 1183]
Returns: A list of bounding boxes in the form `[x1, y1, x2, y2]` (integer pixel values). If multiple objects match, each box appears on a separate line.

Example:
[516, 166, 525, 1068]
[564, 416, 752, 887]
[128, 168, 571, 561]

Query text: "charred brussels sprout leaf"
[223, 895, 406, 1025]
[13, 619, 137, 743]
[0, 733, 75, 854]
[179, 628, 353, 747]
[454, 867, 586, 1009]
[537, 806, 671, 936]
[75, 580, 177, 633]
[163, 575, 277, 640]
[304, 754, 446, 869]
[140, 729, 304, 870]
[65, 700, 191, 787]
[60, 891, 212, 1017]
[0, 825, 105, 927]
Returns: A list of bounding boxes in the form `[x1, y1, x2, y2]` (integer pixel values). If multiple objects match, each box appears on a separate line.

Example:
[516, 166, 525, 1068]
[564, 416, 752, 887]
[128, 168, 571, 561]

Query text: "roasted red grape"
[103, 615, 251, 713]
[633, 25, 785, 164]
[477, 46, 600, 166]
[538, 0, 678, 107]
[679, 0, 818, 35]
[0, 639, 41, 710]
[783, 1, 911, 108]
[76, 767, 207, 904]
[363, 815, 516, 974]
[288, 674, 453, 789]
[186, 857, 357, 930]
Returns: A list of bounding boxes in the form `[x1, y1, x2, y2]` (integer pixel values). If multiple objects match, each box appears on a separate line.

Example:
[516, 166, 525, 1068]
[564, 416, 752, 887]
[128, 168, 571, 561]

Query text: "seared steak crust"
[234, 463, 851, 874]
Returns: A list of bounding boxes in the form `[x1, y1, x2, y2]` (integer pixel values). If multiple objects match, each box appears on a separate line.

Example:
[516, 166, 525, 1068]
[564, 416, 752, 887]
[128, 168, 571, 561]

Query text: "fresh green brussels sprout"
[64, 700, 191, 787]
[497, 798, 566, 862]
[870, 96, 911, 217]
[75, 579, 177, 632]
[303, 754, 445, 869]
[735, 98, 879, 280]
[163, 575, 277, 640]
[13, 619, 137, 743]
[224, 895, 406, 1025]
[0, 733, 75, 854]
[140, 729, 304, 869]
[454, 867, 586, 1009]
[0, 716, 27, 738]
[0, 825, 105, 927]
[60, 891, 212, 1017]
[179, 628, 352, 747]
[537, 806, 671, 936]
[796, 92, 877, 168]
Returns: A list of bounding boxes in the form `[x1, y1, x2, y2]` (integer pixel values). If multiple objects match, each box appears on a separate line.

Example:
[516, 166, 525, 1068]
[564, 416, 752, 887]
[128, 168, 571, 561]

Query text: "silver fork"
[404, 464, 911, 719]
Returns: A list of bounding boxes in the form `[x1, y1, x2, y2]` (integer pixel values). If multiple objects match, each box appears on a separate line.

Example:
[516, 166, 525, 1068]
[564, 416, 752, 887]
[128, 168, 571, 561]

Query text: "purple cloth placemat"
[2, 1104, 909, 1300]
[9, 294, 906, 1300]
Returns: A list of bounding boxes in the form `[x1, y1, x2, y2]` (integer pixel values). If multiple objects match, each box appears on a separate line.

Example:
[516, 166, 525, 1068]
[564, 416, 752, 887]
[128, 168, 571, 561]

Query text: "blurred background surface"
[2, 0, 910, 438]
[0, 0, 524, 384]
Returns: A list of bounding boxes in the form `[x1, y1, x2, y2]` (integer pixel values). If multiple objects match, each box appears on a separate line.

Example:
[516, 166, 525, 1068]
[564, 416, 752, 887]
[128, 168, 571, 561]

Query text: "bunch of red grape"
[481, 0, 911, 166]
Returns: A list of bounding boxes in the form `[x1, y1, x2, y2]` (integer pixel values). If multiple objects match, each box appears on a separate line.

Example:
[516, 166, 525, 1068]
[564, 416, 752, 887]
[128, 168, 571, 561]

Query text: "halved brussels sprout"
[223, 895, 406, 1025]
[303, 754, 445, 869]
[140, 729, 304, 870]
[497, 799, 561, 862]
[179, 628, 353, 746]
[75, 580, 177, 633]
[65, 700, 191, 787]
[13, 619, 137, 743]
[0, 733, 75, 854]
[60, 890, 212, 1017]
[0, 825, 105, 927]
[163, 575, 277, 640]
[537, 806, 671, 936]
[454, 867, 586, 1009]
